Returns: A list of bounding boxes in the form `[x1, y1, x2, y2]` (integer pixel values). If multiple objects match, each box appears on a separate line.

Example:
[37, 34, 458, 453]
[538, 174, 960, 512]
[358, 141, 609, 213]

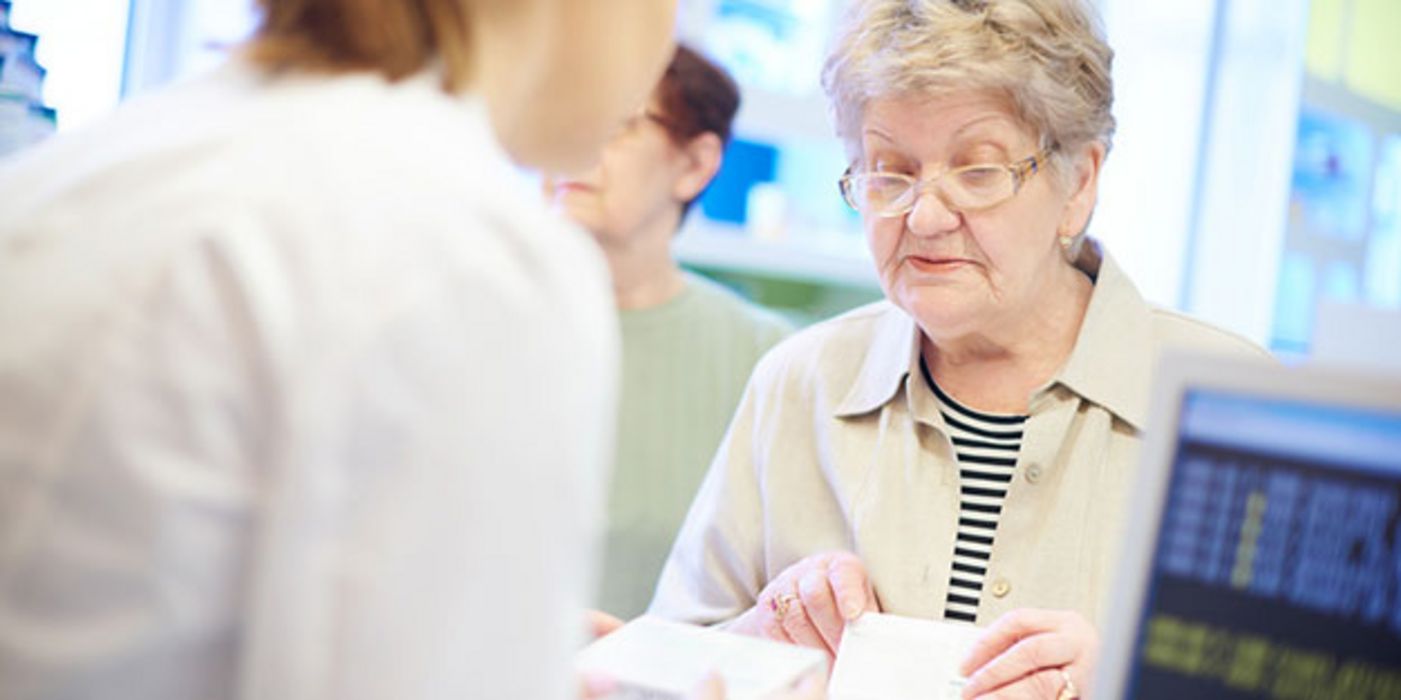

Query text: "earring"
[1059, 234, 1074, 250]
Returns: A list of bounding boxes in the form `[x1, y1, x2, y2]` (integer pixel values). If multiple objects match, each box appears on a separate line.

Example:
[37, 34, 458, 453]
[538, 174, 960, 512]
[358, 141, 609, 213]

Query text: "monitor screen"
[1124, 388, 1401, 699]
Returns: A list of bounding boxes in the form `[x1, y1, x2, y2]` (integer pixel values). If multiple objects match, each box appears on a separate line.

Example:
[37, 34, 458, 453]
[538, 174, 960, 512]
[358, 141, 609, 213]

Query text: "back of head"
[653, 44, 741, 148]
[245, 0, 679, 172]
[822, 0, 1115, 164]
[652, 44, 741, 216]
[247, 0, 476, 90]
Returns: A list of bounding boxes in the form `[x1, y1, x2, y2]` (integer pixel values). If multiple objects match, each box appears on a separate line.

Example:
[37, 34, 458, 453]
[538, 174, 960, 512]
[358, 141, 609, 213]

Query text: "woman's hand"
[579, 673, 617, 700]
[587, 609, 625, 639]
[958, 608, 1098, 699]
[577, 610, 627, 698]
[729, 551, 880, 657]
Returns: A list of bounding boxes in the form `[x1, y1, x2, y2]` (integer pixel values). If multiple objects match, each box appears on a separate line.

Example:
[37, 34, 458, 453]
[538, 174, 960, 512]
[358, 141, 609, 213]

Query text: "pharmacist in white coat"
[0, 1, 676, 698]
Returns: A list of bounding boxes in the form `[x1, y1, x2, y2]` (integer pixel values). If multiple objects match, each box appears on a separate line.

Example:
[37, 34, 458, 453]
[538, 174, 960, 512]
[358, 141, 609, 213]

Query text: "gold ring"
[768, 593, 801, 621]
[1056, 668, 1080, 700]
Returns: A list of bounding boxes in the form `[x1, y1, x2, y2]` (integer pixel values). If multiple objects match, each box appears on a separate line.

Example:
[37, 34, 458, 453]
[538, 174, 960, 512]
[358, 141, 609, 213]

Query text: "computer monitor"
[1096, 353, 1401, 699]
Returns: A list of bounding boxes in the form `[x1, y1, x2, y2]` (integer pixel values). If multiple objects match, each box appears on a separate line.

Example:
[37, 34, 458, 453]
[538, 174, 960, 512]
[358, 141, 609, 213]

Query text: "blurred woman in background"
[547, 44, 792, 621]
[0, 0, 674, 698]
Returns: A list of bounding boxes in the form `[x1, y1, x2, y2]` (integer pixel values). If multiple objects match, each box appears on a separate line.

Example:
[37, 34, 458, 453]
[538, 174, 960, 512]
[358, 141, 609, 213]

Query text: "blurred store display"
[0, 0, 56, 158]
[1271, 0, 1401, 356]
[703, 0, 832, 97]
[680, 0, 876, 311]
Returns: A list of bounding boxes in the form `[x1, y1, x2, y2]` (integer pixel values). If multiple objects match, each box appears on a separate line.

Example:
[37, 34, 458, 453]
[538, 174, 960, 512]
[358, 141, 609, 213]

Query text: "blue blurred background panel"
[699, 137, 778, 225]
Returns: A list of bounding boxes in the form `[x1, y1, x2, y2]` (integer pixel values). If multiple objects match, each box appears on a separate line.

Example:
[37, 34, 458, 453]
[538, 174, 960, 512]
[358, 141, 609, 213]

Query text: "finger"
[687, 672, 726, 700]
[960, 608, 1064, 675]
[757, 600, 797, 645]
[587, 609, 625, 639]
[826, 553, 877, 619]
[797, 568, 844, 652]
[579, 672, 617, 700]
[971, 666, 1066, 700]
[961, 631, 1076, 698]
[778, 590, 831, 654]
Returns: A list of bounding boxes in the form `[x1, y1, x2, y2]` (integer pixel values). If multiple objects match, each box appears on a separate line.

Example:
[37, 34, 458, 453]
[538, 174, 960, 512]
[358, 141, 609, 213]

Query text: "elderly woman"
[649, 0, 1268, 698]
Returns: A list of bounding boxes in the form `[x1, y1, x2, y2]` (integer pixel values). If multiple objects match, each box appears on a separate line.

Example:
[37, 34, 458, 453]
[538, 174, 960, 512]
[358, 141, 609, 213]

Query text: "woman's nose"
[904, 186, 961, 238]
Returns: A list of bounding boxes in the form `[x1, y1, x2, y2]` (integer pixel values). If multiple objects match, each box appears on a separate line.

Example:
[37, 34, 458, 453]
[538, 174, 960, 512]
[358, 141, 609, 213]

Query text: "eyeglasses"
[838, 149, 1052, 217]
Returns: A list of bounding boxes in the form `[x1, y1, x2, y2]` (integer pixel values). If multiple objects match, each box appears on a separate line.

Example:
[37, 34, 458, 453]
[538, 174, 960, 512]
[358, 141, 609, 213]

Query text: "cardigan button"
[990, 578, 1012, 598]
[1025, 464, 1044, 484]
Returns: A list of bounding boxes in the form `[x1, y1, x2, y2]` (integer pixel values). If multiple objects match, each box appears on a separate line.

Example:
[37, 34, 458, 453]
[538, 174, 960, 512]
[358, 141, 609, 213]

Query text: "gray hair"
[822, 0, 1115, 170]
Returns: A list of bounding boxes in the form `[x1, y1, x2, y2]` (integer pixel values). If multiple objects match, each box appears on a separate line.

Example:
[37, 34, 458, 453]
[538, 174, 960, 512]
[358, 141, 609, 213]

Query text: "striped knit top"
[921, 362, 1028, 623]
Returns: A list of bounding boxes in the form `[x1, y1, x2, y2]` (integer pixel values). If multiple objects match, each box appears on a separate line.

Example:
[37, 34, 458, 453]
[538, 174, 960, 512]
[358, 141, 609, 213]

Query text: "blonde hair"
[246, 0, 478, 92]
[822, 0, 1115, 166]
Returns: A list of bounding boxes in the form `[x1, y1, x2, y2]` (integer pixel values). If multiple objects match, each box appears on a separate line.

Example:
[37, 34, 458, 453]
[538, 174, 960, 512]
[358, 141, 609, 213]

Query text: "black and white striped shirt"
[922, 365, 1027, 624]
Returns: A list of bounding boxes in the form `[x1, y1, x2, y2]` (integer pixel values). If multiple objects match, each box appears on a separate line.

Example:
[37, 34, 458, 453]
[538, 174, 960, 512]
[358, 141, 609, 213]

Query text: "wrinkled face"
[491, 0, 678, 172]
[857, 91, 1091, 339]
[544, 101, 691, 245]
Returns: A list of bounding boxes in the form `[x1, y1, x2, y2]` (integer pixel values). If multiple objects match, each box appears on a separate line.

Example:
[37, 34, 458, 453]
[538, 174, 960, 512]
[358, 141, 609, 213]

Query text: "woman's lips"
[556, 182, 596, 193]
[906, 255, 973, 273]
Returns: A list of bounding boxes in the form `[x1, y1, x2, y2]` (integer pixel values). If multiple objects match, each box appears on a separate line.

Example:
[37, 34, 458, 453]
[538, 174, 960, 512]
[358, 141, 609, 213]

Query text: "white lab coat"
[0, 61, 617, 699]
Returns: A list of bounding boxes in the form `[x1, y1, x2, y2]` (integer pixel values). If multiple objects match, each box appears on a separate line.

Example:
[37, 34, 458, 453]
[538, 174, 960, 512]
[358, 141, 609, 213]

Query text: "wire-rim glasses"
[838, 148, 1053, 217]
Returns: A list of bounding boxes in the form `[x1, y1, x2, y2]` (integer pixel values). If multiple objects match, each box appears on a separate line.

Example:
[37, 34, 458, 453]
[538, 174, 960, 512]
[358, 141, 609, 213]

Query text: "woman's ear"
[1057, 141, 1106, 239]
[671, 131, 725, 202]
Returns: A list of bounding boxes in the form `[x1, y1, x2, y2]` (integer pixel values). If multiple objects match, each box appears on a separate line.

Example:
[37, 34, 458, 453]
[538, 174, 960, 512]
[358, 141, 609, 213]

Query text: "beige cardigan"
[649, 242, 1271, 628]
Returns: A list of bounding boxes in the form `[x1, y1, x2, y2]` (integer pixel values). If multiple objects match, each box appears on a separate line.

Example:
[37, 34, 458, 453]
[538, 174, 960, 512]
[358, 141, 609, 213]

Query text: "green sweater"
[598, 273, 792, 617]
